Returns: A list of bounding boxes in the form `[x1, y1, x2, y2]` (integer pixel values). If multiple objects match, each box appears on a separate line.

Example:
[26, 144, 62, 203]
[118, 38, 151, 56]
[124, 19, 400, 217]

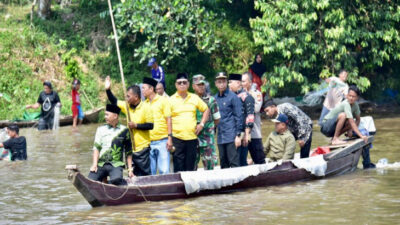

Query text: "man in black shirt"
[0, 125, 27, 161]
[26, 81, 61, 130]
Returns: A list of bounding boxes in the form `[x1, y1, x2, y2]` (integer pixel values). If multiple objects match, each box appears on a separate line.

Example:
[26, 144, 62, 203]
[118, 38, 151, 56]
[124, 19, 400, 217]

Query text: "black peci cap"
[106, 104, 121, 115]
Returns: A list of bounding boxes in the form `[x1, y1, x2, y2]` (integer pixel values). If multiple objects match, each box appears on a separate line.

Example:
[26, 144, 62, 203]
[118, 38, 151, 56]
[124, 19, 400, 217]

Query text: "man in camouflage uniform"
[192, 74, 221, 170]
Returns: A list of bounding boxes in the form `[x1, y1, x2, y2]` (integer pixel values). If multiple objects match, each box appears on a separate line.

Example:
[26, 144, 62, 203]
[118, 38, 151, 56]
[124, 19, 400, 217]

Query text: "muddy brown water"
[0, 117, 399, 224]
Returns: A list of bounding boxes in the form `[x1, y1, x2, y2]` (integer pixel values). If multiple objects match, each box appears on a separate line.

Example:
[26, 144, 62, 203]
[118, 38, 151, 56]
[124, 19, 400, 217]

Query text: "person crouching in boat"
[89, 104, 133, 185]
[320, 85, 368, 145]
[263, 99, 313, 158]
[263, 114, 296, 162]
[0, 125, 27, 161]
[26, 81, 61, 130]
[71, 79, 84, 128]
[105, 76, 153, 176]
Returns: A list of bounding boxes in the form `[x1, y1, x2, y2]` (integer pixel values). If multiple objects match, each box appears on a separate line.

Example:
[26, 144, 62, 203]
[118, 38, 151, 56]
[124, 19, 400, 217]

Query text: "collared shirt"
[277, 103, 313, 142]
[170, 92, 208, 140]
[151, 66, 165, 87]
[236, 88, 255, 130]
[324, 100, 360, 121]
[263, 130, 296, 161]
[93, 124, 132, 167]
[146, 94, 171, 141]
[196, 95, 220, 147]
[215, 88, 243, 144]
[117, 100, 153, 152]
[249, 88, 263, 139]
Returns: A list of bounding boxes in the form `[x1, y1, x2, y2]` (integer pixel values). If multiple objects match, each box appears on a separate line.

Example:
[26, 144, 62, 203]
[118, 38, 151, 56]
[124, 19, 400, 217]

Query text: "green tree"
[250, 0, 400, 96]
[113, 0, 221, 65]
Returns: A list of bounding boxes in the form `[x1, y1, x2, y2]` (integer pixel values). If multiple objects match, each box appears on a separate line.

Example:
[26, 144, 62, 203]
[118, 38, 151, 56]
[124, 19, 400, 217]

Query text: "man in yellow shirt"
[142, 77, 173, 175]
[170, 73, 210, 172]
[105, 76, 153, 176]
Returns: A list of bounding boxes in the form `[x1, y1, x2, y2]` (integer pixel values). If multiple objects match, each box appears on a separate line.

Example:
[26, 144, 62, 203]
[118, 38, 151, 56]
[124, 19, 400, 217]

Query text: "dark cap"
[228, 73, 242, 81]
[215, 72, 227, 79]
[192, 74, 206, 85]
[7, 124, 19, 134]
[43, 81, 52, 89]
[176, 73, 189, 81]
[106, 104, 121, 115]
[271, 114, 289, 124]
[143, 77, 158, 89]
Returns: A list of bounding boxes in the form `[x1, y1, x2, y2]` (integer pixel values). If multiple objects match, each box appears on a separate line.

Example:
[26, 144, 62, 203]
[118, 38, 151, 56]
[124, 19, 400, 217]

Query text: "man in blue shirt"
[214, 72, 243, 168]
[148, 58, 166, 89]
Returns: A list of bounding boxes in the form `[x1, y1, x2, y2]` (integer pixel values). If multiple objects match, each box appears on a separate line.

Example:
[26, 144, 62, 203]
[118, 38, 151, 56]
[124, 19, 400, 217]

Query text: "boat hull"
[67, 136, 373, 207]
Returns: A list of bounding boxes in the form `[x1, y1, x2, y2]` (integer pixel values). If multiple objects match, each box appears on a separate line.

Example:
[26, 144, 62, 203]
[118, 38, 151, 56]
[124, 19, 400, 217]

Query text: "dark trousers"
[38, 117, 54, 130]
[248, 138, 266, 164]
[132, 147, 151, 176]
[172, 137, 198, 172]
[88, 163, 126, 185]
[218, 142, 239, 169]
[300, 131, 313, 158]
[238, 146, 248, 166]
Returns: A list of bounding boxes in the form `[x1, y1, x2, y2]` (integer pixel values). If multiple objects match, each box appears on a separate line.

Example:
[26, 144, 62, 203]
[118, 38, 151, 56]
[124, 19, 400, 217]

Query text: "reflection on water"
[0, 118, 399, 224]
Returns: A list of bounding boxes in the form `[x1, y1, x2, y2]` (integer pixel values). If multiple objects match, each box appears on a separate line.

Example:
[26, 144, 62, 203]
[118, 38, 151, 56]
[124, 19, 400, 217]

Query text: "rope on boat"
[101, 181, 149, 202]
[101, 182, 130, 201]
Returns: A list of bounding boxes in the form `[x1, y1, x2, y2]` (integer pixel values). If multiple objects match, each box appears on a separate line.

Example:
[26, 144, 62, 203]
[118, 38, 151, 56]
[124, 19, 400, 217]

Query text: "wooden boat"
[66, 136, 373, 207]
[0, 107, 104, 128]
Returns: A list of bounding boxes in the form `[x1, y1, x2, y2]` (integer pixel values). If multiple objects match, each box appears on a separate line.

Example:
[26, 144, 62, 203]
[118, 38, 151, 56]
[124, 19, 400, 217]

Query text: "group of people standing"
[89, 62, 359, 185]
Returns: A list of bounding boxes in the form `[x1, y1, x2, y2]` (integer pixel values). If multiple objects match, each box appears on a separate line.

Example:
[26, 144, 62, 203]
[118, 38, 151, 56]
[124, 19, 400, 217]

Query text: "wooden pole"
[107, 0, 135, 152]
[82, 89, 95, 109]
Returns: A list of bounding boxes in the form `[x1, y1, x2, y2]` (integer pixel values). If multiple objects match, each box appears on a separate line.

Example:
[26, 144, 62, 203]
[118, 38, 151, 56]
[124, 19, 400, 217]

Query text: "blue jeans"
[318, 106, 330, 126]
[150, 138, 170, 175]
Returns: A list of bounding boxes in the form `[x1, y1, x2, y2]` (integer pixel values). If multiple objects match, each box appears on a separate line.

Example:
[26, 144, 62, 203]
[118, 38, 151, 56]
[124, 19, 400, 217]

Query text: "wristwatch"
[168, 133, 173, 137]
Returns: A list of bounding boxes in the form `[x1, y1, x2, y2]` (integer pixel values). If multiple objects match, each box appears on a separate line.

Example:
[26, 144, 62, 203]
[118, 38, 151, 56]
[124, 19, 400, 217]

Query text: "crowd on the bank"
[0, 55, 374, 186]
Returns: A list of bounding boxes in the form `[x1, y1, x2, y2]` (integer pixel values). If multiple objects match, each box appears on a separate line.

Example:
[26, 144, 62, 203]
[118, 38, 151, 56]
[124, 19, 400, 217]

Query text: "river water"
[0, 117, 399, 224]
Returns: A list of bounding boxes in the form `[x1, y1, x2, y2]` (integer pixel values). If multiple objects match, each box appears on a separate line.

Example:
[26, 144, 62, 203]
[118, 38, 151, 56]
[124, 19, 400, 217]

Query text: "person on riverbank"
[242, 72, 265, 164]
[0, 125, 27, 161]
[88, 104, 133, 185]
[215, 72, 243, 168]
[248, 53, 266, 91]
[264, 114, 296, 162]
[263, 99, 313, 158]
[141, 77, 173, 175]
[148, 58, 166, 89]
[71, 79, 84, 128]
[192, 74, 220, 170]
[318, 70, 349, 125]
[26, 81, 61, 130]
[169, 73, 210, 172]
[156, 82, 169, 98]
[229, 73, 255, 166]
[105, 76, 153, 176]
[320, 85, 368, 145]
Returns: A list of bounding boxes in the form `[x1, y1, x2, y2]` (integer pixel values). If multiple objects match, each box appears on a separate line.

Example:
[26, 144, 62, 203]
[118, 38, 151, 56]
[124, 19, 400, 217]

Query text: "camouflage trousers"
[196, 144, 218, 170]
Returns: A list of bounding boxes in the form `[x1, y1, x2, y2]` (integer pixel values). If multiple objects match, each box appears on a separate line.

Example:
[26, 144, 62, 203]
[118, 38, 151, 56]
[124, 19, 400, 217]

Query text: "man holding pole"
[105, 76, 153, 176]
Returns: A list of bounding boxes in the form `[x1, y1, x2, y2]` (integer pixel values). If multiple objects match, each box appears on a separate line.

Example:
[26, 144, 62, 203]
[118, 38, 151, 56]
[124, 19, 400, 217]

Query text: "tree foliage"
[113, 0, 221, 65]
[250, 0, 400, 96]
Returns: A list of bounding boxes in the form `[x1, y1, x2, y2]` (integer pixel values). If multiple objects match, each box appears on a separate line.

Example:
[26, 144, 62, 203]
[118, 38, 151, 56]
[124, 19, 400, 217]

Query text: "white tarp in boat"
[180, 163, 279, 194]
[180, 154, 328, 195]
[291, 154, 327, 177]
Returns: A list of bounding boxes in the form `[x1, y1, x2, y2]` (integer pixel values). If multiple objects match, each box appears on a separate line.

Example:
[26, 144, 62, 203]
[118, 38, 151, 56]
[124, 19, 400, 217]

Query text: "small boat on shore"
[0, 107, 104, 128]
[66, 136, 373, 207]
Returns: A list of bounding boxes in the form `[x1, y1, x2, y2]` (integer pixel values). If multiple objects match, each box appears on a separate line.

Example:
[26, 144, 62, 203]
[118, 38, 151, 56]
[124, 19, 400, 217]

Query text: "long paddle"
[106, 0, 136, 156]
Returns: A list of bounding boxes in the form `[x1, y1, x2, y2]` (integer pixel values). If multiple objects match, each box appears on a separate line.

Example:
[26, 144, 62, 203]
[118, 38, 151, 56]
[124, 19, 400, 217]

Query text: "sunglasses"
[176, 81, 188, 85]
